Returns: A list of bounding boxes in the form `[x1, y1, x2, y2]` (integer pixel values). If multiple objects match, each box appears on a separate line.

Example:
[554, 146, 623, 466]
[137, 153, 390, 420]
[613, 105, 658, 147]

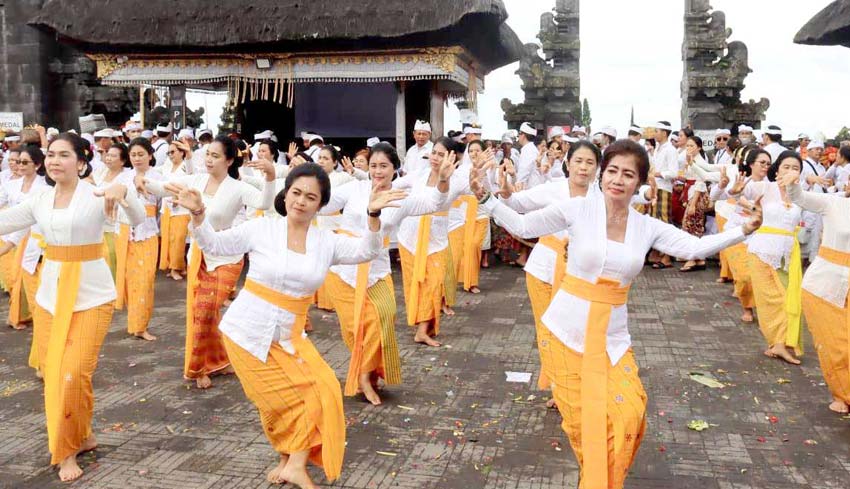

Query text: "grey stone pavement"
[1, 261, 849, 489]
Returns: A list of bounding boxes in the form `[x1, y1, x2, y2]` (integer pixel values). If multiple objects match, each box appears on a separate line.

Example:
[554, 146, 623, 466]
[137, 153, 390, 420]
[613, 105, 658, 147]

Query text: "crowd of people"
[0, 116, 847, 489]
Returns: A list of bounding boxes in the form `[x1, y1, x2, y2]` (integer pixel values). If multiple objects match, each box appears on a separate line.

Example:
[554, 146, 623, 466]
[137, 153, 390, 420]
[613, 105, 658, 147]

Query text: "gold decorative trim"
[87, 47, 465, 81]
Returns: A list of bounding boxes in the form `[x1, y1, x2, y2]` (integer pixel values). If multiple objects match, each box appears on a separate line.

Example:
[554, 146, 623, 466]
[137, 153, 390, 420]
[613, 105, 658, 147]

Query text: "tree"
[581, 98, 592, 129]
[834, 126, 850, 144]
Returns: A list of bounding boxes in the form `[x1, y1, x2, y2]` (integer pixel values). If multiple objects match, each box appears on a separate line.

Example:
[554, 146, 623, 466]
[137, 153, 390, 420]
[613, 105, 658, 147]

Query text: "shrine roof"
[795, 0, 850, 48]
[29, 0, 522, 73]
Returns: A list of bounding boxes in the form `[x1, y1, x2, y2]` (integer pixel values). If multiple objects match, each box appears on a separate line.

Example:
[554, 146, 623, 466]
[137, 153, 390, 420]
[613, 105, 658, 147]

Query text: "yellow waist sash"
[407, 210, 448, 326]
[334, 229, 390, 395]
[243, 279, 345, 481]
[560, 274, 631, 489]
[539, 235, 568, 298]
[144, 204, 157, 218]
[9, 232, 30, 324]
[454, 195, 480, 290]
[43, 242, 104, 457]
[756, 226, 803, 352]
[159, 207, 172, 270]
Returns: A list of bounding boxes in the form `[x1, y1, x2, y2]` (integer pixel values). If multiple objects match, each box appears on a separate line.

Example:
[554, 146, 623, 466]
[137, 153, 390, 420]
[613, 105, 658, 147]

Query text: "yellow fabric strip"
[408, 215, 432, 326]
[183, 243, 203, 376]
[9, 232, 30, 325]
[243, 279, 345, 481]
[159, 207, 172, 271]
[458, 195, 479, 291]
[144, 204, 157, 217]
[42, 243, 103, 458]
[561, 274, 631, 489]
[113, 224, 130, 310]
[368, 276, 401, 386]
[539, 235, 568, 298]
[819, 246, 850, 267]
[756, 226, 803, 352]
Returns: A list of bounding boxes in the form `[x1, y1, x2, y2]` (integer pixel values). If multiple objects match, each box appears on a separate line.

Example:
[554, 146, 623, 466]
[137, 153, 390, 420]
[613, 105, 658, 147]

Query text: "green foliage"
[581, 98, 591, 128]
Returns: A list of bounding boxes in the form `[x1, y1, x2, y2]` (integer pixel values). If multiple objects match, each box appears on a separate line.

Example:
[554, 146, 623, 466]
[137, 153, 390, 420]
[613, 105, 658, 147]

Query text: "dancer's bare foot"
[280, 451, 318, 489]
[57, 455, 83, 482]
[134, 331, 157, 341]
[9, 322, 27, 330]
[764, 345, 801, 365]
[545, 398, 557, 409]
[469, 286, 481, 294]
[415, 333, 441, 347]
[79, 434, 98, 454]
[35, 369, 43, 380]
[360, 373, 382, 405]
[196, 375, 212, 389]
[716, 277, 732, 283]
[266, 454, 289, 484]
[829, 398, 849, 414]
[169, 270, 184, 281]
[441, 304, 455, 316]
[741, 308, 754, 323]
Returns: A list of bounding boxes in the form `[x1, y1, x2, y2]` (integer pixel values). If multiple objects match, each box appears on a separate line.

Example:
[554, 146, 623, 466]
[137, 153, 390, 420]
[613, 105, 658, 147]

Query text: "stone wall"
[0, 0, 136, 131]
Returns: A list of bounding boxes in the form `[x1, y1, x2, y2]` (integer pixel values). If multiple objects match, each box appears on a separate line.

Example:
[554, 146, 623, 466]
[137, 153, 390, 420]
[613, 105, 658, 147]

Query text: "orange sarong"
[715, 214, 733, 281]
[126, 236, 159, 335]
[226, 279, 345, 481]
[23, 263, 42, 371]
[159, 208, 190, 272]
[748, 253, 801, 354]
[803, 247, 850, 405]
[526, 273, 556, 390]
[325, 271, 401, 396]
[399, 244, 447, 335]
[726, 243, 755, 309]
[184, 246, 242, 379]
[554, 274, 642, 489]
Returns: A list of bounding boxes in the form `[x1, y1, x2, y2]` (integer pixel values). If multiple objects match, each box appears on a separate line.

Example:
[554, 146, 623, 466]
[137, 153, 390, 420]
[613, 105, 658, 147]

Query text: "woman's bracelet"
[190, 207, 206, 217]
[478, 191, 492, 205]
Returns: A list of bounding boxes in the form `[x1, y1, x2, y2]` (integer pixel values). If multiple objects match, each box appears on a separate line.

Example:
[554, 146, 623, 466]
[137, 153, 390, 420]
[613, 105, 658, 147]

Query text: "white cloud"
[449, 0, 848, 141]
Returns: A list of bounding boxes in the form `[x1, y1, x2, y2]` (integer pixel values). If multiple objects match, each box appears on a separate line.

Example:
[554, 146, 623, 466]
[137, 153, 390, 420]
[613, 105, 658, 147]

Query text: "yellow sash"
[453, 196, 480, 291]
[144, 204, 157, 217]
[539, 235, 568, 299]
[334, 229, 390, 395]
[9, 232, 30, 325]
[184, 242, 204, 376]
[407, 210, 448, 326]
[243, 279, 345, 481]
[561, 274, 631, 489]
[43, 242, 104, 457]
[756, 226, 803, 352]
[114, 223, 130, 309]
[159, 206, 172, 271]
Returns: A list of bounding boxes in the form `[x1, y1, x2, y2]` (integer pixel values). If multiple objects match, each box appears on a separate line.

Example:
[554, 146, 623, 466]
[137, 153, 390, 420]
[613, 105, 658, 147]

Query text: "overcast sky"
[447, 0, 848, 141]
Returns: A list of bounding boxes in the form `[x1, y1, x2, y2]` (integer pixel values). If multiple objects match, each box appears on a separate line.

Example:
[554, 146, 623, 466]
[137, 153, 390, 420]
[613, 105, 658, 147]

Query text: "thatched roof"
[30, 0, 523, 72]
[794, 0, 850, 48]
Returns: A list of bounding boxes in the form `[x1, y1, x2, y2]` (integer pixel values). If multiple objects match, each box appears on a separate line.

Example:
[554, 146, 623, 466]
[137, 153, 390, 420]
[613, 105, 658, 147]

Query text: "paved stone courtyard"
[1, 262, 849, 489]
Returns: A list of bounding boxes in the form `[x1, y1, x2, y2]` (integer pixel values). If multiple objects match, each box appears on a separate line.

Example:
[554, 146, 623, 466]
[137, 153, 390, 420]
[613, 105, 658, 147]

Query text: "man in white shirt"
[515, 122, 539, 186]
[800, 140, 827, 261]
[762, 125, 787, 163]
[123, 122, 143, 141]
[303, 133, 324, 162]
[461, 124, 482, 166]
[737, 125, 755, 146]
[711, 129, 734, 166]
[152, 123, 173, 167]
[627, 125, 642, 143]
[1, 135, 21, 172]
[403, 120, 433, 175]
[571, 125, 587, 140]
[598, 126, 617, 151]
[650, 121, 679, 268]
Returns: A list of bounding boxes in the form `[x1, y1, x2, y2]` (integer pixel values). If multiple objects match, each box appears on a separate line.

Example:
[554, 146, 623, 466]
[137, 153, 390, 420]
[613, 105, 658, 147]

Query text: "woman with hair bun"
[170, 163, 404, 488]
[135, 134, 277, 389]
[0, 132, 145, 482]
[320, 142, 455, 405]
[112, 138, 164, 341]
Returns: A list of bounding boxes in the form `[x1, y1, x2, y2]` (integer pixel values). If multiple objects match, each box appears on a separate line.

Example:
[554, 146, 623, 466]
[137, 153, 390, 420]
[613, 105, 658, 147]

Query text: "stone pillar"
[395, 82, 406, 158]
[0, 0, 49, 125]
[429, 82, 444, 137]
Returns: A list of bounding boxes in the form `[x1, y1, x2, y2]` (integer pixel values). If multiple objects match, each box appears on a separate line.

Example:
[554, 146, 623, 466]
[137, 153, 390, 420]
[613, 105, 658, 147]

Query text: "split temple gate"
[20, 0, 522, 154]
